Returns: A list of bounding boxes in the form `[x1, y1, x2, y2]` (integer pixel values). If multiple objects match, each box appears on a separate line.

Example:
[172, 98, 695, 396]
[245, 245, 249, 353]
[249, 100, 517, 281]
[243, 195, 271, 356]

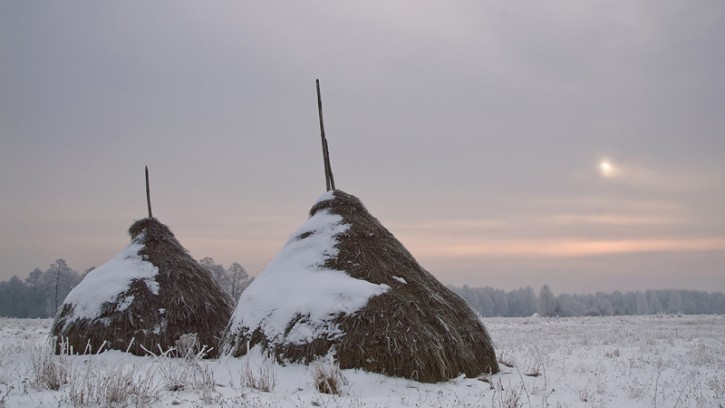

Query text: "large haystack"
[223, 190, 498, 382]
[51, 218, 233, 357]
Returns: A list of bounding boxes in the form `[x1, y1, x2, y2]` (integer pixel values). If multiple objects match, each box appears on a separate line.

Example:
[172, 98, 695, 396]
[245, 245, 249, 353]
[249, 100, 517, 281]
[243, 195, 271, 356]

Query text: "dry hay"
[51, 218, 233, 357]
[225, 190, 498, 382]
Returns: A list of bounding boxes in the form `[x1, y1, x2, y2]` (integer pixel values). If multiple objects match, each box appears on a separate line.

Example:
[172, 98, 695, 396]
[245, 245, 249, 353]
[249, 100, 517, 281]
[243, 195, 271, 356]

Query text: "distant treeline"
[449, 284, 725, 317]
[0, 258, 253, 318]
[2, 261, 724, 318]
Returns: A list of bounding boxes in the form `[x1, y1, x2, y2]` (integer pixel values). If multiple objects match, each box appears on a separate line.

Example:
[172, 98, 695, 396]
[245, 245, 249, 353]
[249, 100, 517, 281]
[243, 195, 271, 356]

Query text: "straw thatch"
[51, 218, 233, 357]
[224, 190, 498, 382]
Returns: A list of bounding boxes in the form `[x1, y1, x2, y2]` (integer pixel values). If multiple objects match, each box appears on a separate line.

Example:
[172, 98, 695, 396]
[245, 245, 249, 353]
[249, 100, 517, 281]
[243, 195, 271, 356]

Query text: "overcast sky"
[1, 1, 724, 293]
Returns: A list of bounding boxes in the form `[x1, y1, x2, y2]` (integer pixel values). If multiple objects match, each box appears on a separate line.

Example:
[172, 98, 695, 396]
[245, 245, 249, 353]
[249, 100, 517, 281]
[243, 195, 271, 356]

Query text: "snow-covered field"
[1, 315, 723, 407]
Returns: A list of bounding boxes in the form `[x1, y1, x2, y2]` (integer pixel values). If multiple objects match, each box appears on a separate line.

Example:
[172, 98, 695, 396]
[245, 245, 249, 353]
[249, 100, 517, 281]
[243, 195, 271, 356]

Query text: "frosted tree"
[647, 290, 662, 314]
[537, 284, 557, 317]
[598, 298, 614, 316]
[667, 290, 684, 314]
[555, 293, 577, 316]
[636, 291, 649, 315]
[228, 262, 253, 301]
[0, 276, 31, 317]
[23, 268, 46, 317]
[41, 259, 81, 315]
[199, 257, 253, 301]
[493, 290, 509, 316]
[199, 257, 230, 288]
[476, 291, 494, 316]
[609, 290, 626, 315]
[507, 287, 537, 317]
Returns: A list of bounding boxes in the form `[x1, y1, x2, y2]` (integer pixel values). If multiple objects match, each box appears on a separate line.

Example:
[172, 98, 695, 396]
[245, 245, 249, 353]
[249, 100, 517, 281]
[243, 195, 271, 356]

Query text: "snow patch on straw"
[61, 232, 159, 325]
[229, 204, 389, 346]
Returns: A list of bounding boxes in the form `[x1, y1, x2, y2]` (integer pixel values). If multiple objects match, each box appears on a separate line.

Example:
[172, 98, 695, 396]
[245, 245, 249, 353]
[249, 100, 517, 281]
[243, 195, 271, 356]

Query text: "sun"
[599, 159, 618, 178]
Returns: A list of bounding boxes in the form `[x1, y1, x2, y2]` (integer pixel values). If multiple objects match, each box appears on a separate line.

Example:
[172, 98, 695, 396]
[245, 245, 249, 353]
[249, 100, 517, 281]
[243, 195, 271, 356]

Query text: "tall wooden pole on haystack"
[145, 166, 153, 218]
[316, 79, 336, 191]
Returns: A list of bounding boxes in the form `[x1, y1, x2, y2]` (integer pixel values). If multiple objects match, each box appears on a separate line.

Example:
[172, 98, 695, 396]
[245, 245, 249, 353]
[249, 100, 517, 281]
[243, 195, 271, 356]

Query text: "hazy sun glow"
[599, 159, 619, 178]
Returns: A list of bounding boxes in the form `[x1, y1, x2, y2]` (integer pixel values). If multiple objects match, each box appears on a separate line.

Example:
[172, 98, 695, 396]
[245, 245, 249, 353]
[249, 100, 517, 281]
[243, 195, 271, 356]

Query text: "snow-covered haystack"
[50, 218, 233, 357]
[222, 190, 499, 383]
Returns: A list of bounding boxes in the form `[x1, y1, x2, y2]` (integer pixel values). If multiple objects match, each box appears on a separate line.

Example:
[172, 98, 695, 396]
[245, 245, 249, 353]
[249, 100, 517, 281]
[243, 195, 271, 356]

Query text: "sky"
[1, 1, 724, 294]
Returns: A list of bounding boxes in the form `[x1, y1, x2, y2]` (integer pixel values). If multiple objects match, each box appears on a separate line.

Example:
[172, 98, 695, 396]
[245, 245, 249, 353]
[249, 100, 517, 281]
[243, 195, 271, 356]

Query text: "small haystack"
[223, 190, 499, 382]
[51, 218, 233, 357]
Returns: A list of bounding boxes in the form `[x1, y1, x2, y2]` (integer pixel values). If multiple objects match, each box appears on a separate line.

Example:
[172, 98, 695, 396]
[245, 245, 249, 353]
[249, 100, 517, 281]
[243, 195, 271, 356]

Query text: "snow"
[2, 315, 724, 407]
[227, 206, 390, 346]
[60, 233, 159, 326]
[313, 189, 336, 205]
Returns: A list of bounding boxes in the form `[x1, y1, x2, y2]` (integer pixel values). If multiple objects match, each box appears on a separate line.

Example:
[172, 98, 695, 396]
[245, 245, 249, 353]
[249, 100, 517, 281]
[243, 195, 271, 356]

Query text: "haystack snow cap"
[61, 233, 159, 327]
[227, 191, 390, 346]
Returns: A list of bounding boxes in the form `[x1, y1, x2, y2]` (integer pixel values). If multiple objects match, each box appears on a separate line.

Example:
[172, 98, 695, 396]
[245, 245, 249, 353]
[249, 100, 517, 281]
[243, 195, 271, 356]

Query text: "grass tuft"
[310, 356, 347, 395]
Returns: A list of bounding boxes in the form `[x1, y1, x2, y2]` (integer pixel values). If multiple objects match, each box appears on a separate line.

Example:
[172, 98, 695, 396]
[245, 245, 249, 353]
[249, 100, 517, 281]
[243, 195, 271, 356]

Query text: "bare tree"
[537, 284, 557, 317]
[228, 262, 252, 301]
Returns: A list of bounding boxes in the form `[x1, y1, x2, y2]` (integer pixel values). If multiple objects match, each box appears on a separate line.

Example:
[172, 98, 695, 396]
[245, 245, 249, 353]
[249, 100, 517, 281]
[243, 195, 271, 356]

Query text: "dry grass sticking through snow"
[1, 315, 724, 407]
[241, 352, 277, 393]
[310, 355, 348, 395]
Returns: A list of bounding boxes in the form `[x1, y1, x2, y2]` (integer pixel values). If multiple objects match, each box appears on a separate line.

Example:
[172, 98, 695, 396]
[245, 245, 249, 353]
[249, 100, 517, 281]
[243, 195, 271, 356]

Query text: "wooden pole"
[316, 79, 330, 191]
[145, 166, 153, 218]
[316, 79, 335, 191]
